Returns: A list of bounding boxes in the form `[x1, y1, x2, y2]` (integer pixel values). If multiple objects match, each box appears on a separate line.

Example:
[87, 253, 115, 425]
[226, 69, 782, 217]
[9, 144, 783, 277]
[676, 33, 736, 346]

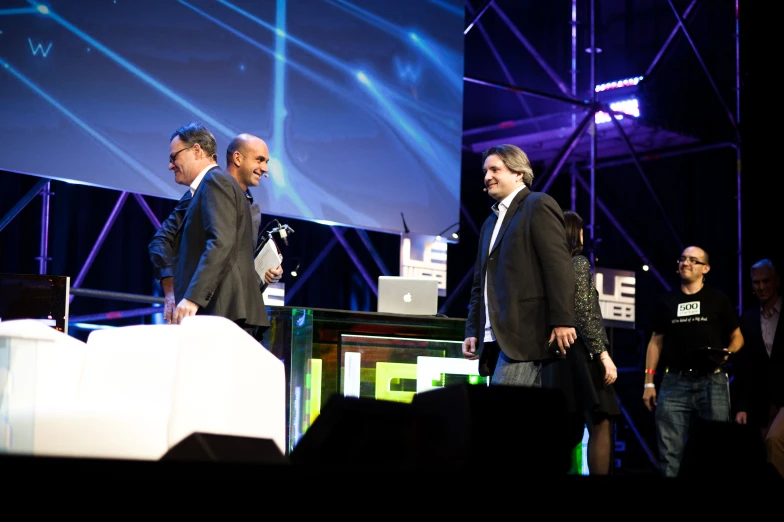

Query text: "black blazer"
[149, 189, 264, 283]
[465, 187, 575, 373]
[173, 167, 268, 329]
[735, 303, 784, 426]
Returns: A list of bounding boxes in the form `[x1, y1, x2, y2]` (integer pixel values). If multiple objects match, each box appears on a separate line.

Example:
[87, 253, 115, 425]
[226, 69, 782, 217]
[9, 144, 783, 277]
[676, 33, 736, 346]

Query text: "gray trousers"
[490, 344, 543, 387]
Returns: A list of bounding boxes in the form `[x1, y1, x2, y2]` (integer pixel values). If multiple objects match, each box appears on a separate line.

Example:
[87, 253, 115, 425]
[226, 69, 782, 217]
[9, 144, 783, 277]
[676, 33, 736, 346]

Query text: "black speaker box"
[412, 383, 572, 473]
[161, 432, 289, 465]
[289, 394, 441, 470]
[290, 384, 571, 473]
[678, 419, 779, 480]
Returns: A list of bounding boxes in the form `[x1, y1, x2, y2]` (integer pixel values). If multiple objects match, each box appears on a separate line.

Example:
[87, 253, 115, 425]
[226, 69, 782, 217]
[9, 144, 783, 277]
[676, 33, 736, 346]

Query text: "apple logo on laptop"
[403, 292, 412, 303]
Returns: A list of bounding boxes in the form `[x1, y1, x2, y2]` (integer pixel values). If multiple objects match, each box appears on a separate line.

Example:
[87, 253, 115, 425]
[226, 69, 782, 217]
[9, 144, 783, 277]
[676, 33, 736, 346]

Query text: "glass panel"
[337, 334, 488, 405]
[268, 306, 470, 454]
[0, 337, 39, 454]
[287, 308, 313, 453]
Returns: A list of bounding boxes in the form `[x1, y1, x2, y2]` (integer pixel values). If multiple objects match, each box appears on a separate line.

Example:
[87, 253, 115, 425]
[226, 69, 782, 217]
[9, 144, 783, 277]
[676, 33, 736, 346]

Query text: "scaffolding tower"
[457, 0, 743, 311]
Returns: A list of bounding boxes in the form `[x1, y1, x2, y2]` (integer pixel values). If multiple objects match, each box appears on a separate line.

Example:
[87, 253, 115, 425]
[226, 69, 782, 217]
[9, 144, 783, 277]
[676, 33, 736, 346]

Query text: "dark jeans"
[655, 370, 730, 477]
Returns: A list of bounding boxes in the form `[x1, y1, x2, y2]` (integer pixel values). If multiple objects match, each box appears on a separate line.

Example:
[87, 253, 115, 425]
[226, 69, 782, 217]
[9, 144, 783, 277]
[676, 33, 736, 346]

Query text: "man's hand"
[643, 386, 657, 411]
[548, 326, 577, 355]
[264, 265, 283, 285]
[462, 337, 479, 360]
[172, 298, 199, 325]
[735, 411, 747, 424]
[163, 294, 176, 324]
[161, 277, 176, 324]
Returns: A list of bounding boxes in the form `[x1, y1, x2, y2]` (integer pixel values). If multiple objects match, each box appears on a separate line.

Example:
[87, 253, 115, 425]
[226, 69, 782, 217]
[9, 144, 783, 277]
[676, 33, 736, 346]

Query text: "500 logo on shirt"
[677, 301, 701, 317]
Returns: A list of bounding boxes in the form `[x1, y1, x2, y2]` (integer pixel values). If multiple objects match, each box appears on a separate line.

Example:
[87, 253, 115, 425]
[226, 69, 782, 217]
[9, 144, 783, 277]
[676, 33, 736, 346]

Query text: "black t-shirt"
[652, 284, 739, 369]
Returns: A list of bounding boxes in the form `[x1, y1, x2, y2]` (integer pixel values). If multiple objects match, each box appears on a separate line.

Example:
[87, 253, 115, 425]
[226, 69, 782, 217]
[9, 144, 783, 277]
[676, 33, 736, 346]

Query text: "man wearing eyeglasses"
[642, 245, 744, 477]
[147, 121, 267, 338]
[149, 122, 219, 324]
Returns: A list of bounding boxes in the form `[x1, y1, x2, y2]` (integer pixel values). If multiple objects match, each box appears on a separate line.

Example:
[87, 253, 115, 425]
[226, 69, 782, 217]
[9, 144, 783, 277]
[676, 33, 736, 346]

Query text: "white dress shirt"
[189, 163, 218, 197]
[761, 296, 781, 358]
[483, 183, 526, 342]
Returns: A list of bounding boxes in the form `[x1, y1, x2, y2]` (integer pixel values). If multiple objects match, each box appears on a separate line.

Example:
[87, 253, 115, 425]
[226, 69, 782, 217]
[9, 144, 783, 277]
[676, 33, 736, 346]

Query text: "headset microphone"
[483, 187, 487, 192]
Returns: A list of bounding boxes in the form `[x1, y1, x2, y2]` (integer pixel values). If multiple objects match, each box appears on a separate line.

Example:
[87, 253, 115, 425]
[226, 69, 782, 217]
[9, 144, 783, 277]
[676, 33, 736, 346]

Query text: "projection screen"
[0, 0, 465, 236]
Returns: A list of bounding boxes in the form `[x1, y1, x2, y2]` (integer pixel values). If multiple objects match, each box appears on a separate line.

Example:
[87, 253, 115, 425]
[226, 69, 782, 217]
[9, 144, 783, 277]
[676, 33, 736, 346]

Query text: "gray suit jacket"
[148, 189, 193, 283]
[173, 167, 268, 329]
[465, 188, 575, 373]
[149, 189, 265, 284]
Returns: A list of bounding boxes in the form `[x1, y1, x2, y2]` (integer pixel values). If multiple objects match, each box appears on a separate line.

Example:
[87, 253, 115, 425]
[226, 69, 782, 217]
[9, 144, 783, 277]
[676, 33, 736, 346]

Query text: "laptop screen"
[377, 276, 439, 315]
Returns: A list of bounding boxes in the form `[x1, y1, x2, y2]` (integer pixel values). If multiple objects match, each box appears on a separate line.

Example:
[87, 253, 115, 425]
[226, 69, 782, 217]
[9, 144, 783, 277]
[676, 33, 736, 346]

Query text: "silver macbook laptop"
[377, 276, 439, 315]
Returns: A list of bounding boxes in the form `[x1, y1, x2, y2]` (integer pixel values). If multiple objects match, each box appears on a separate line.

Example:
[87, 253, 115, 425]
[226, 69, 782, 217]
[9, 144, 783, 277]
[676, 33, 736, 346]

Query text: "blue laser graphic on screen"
[182, 0, 370, 219]
[0, 7, 39, 16]
[320, 4, 465, 113]
[179, 0, 379, 220]
[28, 38, 52, 57]
[195, 0, 460, 194]
[408, 31, 463, 94]
[355, 70, 456, 194]
[353, 69, 460, 196]
[326, 0, 405, 40]
[23, 0, 236, 139]
[2, 0, 464, 235]
[393, 57, 422, 84]
[181, 0, 374, 117]
[0, 57, 175, 195]
[216, 0, 353, 77]
[427, 0, 463, 16]
[271, 0, 289, 192]
[330, 1, 465, 94]
[211, 0, 457, 132]
[221, 0, 462, 102]
[357, 71, 427, 148]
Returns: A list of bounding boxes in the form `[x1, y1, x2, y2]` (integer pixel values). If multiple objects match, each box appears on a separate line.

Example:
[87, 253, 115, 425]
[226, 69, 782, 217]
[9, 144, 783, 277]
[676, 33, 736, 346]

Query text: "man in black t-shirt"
[642, 245, 744, 477]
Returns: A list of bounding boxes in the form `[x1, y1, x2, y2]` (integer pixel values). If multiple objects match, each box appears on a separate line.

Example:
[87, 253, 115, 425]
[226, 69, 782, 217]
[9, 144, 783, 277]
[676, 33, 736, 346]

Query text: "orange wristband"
[644, 368, 656, 375]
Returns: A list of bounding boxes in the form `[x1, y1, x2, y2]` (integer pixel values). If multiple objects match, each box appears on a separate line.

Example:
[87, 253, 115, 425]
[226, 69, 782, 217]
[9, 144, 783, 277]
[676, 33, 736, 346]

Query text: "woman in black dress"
[563, 210, 621, 475]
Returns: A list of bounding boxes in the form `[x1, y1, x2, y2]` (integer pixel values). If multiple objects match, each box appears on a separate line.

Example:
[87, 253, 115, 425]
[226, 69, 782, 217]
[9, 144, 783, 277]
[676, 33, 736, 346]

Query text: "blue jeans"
[655, 371, 730, 477]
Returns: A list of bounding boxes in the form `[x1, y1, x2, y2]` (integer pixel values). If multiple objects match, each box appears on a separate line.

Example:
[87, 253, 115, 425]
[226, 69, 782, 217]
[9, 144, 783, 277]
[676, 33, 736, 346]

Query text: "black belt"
[665, 366, 723, 379]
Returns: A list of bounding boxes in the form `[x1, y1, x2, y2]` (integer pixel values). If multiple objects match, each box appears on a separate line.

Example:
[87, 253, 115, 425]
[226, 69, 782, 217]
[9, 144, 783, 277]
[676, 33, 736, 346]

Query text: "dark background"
[0, 1, 775, 474]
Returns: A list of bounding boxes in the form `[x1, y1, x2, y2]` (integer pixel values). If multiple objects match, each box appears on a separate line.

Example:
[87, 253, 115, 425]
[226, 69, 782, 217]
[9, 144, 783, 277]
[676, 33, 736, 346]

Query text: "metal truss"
[461, 0, 743, 310]
[0, 178, 400, 323]
[0, 185, 168, 322]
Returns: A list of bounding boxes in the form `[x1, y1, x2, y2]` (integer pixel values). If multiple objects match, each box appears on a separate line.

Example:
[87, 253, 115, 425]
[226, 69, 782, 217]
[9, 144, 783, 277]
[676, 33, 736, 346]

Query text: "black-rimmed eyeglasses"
[677, 256, 706, 266]
[169, 145, 194, 164]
